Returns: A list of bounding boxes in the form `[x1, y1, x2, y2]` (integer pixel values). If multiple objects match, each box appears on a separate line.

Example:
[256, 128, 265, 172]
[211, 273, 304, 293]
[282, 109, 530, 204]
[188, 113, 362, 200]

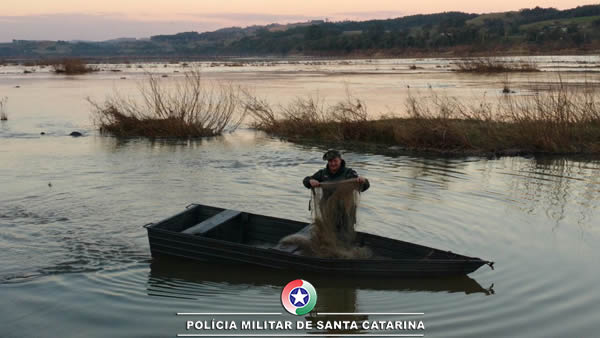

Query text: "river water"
[1, 57, 600, 337]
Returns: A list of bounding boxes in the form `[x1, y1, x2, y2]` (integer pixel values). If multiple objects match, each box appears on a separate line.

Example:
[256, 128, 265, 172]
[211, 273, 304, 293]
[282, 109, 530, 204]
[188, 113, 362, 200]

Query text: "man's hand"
[309, 179, 321, 187]
[357, 176, 366, 184]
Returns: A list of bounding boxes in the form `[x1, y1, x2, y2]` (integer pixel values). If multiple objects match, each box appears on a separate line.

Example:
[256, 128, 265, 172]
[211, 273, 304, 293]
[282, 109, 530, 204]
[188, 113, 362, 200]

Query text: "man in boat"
[302, 149, 370, 191]
[302, 150, 369, 245]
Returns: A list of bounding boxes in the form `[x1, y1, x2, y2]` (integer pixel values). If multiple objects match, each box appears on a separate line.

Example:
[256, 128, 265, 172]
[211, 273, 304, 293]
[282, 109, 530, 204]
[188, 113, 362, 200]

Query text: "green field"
[465, 12, 517, 26]
[520, 15, 600, 30]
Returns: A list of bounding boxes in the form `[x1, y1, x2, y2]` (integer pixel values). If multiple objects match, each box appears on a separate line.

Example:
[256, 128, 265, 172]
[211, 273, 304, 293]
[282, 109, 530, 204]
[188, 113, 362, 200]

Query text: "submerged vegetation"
[454, 58, 540, 73]
[89, 70, 245, 138]
[244, 83, 600, 155]
[52, 59, 97, 75]
[0, 97, 7, 121]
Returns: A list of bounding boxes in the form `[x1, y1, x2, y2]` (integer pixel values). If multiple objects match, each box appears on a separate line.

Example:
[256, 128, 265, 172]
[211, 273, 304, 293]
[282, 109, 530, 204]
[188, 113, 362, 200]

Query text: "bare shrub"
[52, 59, 97, 75]
[243, 89, 367, 141]
[89, 70, 246, 138]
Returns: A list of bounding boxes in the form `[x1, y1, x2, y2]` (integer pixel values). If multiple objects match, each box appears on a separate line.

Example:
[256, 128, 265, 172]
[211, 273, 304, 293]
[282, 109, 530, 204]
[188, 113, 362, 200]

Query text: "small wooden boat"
[144, 203, 493, 277]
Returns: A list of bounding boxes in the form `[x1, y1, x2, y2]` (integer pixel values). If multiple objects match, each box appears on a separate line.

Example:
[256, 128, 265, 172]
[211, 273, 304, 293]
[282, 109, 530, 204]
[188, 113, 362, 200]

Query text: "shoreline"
[2, 50, 600, 64]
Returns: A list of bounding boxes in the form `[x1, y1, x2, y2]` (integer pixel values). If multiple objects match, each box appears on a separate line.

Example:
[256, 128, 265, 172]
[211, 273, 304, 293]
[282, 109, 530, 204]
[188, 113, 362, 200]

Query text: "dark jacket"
[303, 160, 370, 192]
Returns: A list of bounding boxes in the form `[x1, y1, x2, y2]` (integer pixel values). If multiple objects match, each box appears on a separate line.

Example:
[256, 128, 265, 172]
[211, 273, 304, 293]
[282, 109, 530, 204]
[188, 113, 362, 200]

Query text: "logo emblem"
[281, 279, 317, 315]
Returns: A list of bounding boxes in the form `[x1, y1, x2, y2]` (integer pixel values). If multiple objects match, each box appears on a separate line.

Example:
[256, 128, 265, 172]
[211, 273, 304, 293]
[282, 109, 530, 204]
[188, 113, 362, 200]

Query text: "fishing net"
[279, 179, 372, 259]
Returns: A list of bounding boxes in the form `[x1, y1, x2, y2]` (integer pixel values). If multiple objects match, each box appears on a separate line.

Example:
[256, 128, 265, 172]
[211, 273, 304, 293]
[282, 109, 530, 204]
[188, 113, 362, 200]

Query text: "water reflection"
[96, 134, 208, 151]
[147, 256, 494, 299]
[147, 257, 493, 334]
[95, 128, 279, 153]
[501, 156, 600, 232]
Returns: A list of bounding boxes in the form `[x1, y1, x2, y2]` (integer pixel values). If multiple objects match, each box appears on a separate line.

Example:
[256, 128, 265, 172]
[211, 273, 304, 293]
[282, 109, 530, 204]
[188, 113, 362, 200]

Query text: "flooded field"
[2, 55, 600, 121]
[1, 56, 600, 337]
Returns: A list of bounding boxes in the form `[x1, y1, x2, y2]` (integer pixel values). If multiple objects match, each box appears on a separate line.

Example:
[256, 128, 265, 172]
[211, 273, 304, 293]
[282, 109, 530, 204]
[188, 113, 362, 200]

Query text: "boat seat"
[182, 209, 242, 235]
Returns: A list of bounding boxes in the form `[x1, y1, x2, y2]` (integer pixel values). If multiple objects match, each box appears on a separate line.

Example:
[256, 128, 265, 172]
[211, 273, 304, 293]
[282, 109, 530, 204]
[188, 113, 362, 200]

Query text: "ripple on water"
[0, 201, 149, 283]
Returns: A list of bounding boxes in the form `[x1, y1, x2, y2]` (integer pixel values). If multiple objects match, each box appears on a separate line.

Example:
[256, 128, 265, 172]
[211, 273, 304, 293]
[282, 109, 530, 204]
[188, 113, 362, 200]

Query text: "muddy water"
[1, 58, 600, 337]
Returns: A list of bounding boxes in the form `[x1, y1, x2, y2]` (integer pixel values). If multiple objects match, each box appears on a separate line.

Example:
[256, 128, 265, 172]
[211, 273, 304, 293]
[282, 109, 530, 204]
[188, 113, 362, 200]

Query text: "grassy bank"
[244, 84, 600, 155]
[90, 70, 245, 138]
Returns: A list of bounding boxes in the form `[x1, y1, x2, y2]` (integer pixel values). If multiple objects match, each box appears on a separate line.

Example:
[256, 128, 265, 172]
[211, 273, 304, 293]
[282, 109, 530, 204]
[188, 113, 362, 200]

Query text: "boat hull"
[145, 204, 491, 277]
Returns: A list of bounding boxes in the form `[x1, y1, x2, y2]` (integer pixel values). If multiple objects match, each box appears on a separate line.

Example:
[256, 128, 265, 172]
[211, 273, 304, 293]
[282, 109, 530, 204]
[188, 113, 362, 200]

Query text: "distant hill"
[1, 5, 600, 60]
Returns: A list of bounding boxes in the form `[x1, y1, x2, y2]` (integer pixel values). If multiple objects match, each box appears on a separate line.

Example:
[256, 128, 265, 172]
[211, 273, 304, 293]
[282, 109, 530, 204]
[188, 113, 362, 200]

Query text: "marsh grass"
[454, 57, 540, 73]
[89, 70, 245, 138]
[245, 82, 600, 154]
[0, 97, 7, 121]
[52, 59, 97, 75]
[243, 88, 368, 141]
[496, 82, 600, 152]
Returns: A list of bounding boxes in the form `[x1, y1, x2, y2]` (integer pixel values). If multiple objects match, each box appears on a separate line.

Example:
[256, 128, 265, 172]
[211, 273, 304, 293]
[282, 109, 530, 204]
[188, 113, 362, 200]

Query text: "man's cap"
[323, 149, 342, 161]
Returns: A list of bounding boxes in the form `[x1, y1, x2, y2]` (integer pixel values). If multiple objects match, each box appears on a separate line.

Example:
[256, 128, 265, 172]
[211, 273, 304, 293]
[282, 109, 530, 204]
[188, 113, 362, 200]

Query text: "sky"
[1, 0, 597, 42]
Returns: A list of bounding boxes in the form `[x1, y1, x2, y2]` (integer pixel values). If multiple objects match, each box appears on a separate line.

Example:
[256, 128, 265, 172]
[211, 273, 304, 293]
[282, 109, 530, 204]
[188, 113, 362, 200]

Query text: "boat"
[144, 203, 494, 277]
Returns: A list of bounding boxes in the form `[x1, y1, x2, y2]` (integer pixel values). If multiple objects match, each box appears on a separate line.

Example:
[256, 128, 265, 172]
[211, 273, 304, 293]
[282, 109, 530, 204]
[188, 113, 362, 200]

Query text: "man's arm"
[303, 170, 323, 189]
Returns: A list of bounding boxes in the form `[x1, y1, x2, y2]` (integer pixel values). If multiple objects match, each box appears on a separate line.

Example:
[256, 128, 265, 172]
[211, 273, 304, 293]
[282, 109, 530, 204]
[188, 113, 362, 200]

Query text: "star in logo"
[281, 280, 317, 315]
[289, 287, 309, 307]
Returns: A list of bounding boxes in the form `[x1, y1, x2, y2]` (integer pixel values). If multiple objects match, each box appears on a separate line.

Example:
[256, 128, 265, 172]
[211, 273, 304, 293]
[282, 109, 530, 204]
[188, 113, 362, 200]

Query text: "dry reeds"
[246, 82, 600, 154]
[497, 82, 600, 152]
[403, 82, 600, 152]
[454, 57, 539, 73]
[52, 59, 97, 75]
[89, 69, 246, 138]
[243, 89, 367, 141]
[0, 97, 7, 121]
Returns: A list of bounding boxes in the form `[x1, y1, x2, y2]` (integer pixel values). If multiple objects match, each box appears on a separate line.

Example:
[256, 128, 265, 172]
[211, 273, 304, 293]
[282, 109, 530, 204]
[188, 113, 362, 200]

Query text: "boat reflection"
[147, 256, 494, 299]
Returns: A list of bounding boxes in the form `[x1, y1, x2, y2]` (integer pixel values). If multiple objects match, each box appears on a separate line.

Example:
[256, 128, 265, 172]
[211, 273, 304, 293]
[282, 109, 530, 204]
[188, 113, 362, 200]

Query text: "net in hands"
[279, 179, 372, 259]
